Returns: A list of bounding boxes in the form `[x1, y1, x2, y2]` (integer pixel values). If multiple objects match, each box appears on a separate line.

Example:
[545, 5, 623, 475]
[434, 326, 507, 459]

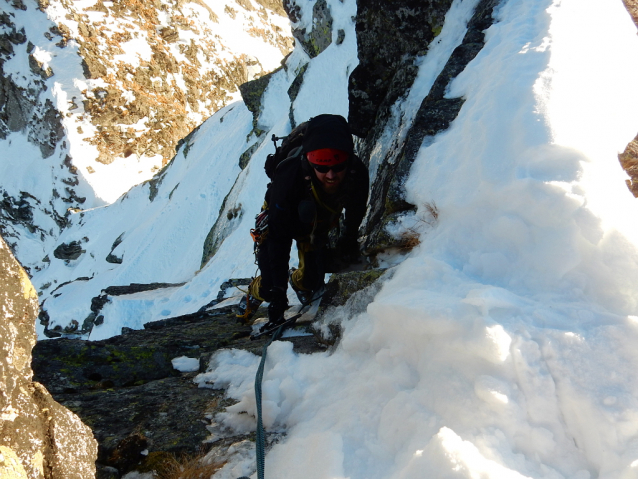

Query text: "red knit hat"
[306, 148, 349, 166]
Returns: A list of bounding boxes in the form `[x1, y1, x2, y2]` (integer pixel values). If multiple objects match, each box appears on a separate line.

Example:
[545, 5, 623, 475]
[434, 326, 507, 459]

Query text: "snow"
[171, 356, 200, 372]
[112, 35, 154, 68]
[365, 0, 481, 182]
[36, 103, 256, 337]
[1, 0, 292, 225]
[9, 0, 638, 476]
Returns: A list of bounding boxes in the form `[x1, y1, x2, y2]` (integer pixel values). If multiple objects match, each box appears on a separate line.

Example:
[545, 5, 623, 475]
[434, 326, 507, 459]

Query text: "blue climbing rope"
[254, 324, 284, 479]
[238, 303, 318, 479]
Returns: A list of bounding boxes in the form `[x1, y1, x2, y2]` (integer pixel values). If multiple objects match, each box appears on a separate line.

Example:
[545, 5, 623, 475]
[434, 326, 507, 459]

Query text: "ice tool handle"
[271, 133, 285, 148]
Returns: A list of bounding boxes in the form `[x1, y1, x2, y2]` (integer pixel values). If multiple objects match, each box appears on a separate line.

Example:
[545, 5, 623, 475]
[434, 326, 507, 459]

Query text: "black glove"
[337, 236, 361, 264]
[267, 287, 288, 323]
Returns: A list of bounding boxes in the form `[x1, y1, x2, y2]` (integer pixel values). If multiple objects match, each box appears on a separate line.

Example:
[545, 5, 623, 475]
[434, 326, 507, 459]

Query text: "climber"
[237, 113, 369, 328]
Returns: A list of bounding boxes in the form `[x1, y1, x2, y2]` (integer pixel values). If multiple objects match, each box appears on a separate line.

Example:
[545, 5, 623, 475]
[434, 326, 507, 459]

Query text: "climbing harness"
[250, 208, 269, 257]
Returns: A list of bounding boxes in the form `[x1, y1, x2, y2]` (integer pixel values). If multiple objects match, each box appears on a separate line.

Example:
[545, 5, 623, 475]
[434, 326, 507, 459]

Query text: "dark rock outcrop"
[295, 0, 333, 58]
[0, 235, 97, 478]
[287, 63, 308, 127]
[41, 281, 190, 338]
[200, 173, 251, 267]
[31, 270, 388, 476]
[348, 0, 454, 138]
[0, 14, 62, 157]
[283, 0, 334, 59]
[240, 0, 335, 135]
[105, 233, 124, 264]
[0, 10, 82, 264]
[52, 240, 85, 260]
[59, 375, 223, 475]
[239, 68, 279, 134]
[356, 0, 501, 255]
[0, 192, 37, 235]
[34, 306, 243, 394]
[312, 268, 390, 344]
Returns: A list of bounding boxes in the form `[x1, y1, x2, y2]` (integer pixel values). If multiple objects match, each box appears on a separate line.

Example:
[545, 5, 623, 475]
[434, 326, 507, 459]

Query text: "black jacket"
[264, 153, 369, 290]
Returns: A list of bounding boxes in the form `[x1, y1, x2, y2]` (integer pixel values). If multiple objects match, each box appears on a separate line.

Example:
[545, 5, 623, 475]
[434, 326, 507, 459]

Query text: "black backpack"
[264, 121, 308, 179]
[251, 122, 310, 250]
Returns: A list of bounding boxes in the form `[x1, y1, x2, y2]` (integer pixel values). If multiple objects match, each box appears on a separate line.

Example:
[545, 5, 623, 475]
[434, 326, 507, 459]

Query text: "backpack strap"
[272, 146, 304, 176]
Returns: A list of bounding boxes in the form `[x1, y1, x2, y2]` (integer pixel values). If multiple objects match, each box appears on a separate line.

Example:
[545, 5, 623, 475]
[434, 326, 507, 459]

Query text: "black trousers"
[256, 238, 327, 299]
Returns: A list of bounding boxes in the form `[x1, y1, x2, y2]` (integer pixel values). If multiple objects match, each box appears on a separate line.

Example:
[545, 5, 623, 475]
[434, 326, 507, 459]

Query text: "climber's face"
[313, 165, 347, 193]
[306, 148, 349, 194]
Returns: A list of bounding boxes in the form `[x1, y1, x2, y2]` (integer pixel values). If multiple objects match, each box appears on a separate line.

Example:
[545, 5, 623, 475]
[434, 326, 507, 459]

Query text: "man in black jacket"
[238, 114, 369, 326]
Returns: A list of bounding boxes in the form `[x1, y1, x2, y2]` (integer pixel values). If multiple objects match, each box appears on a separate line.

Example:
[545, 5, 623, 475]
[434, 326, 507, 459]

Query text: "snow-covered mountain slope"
[16, 0, 638, 476]
[1, 0, 291, 268]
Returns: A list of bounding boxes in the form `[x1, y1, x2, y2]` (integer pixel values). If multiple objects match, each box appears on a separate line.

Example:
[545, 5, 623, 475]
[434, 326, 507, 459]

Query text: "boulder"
[52, 241, 85, 261]
[0, 236, 97, 478]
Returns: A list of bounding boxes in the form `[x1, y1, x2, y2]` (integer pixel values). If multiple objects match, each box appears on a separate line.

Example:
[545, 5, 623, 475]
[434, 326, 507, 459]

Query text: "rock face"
[241, 0, 503, 259]
[2, 0, 292, 169]
[0, 9, 83, 266]
[0, 236, 97, 479]
[28, 270, 388, 476]
[356, 0, 501, 255]
[347, 0, 454, 137]
[311, 268, 390, 345]
[0, 10, 64, 157]
[29, 269, 386, 476]
[284, 0, 333, 58]
[67, 0, 292, 167]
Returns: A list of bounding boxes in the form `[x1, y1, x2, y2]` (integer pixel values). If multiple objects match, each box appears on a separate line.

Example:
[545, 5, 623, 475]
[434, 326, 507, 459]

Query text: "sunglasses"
[311, 162, 348, 174]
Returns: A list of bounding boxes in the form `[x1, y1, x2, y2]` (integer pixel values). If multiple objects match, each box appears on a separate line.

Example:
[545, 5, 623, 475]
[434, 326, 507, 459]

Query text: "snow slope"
[1, 0, 291, 270]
